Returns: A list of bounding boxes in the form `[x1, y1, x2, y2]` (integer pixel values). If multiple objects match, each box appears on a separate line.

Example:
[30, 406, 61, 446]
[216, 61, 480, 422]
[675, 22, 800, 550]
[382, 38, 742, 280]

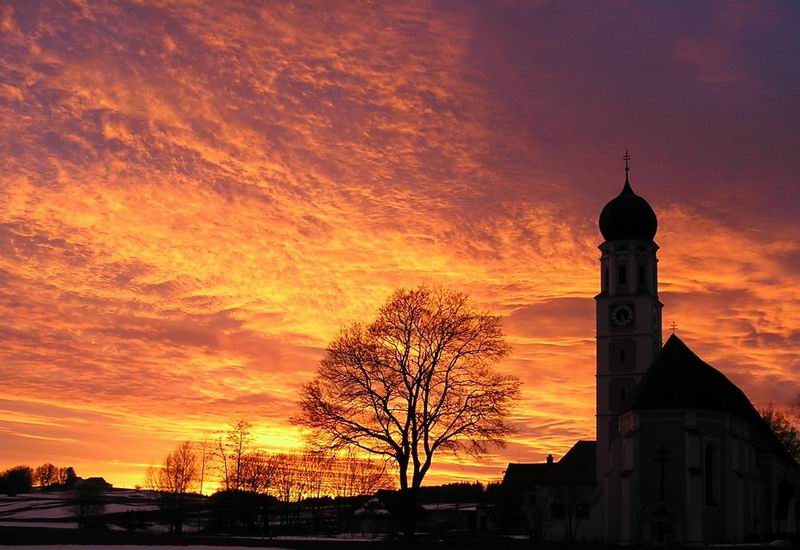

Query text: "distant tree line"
[0, 463, 78, 495]
[415, 481, 499, 504]
[144, 420, 395, 534]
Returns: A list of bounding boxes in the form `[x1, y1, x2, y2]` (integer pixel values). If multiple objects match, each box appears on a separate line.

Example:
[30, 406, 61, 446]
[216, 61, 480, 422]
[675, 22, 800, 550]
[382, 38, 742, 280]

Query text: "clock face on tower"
[610, 303, 634, 328]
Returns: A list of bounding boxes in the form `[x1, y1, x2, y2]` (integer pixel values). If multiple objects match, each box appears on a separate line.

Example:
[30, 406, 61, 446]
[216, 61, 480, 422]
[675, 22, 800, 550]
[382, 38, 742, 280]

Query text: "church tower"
[596, 152, 662, 484]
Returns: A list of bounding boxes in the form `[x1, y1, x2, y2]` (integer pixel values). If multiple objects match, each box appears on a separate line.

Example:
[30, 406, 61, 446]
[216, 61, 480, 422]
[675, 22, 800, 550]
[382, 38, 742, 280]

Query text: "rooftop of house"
[502, 440, 596, 488]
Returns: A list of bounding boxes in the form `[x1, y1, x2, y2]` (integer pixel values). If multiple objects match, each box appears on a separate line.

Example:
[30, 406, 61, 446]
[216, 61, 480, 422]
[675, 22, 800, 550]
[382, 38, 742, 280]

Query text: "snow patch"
[0, 521, 79, 529]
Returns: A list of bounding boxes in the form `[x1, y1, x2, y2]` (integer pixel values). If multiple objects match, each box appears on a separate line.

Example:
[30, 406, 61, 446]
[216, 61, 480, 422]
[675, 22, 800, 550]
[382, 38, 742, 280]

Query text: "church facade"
[501, 162, 800, 543]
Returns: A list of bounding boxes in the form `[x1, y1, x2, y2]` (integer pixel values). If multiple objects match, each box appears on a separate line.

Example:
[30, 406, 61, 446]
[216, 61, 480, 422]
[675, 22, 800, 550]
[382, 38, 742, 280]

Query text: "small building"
[352, 496, 392, 534]
[75, 477, 113, 490]
[501, 441, 600, 542]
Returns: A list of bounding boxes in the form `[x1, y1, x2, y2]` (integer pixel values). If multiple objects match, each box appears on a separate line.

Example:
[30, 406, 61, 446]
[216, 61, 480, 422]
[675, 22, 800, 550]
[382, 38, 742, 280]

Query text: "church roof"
[502, 440, 596, 487]
[628, 334, 797, 466]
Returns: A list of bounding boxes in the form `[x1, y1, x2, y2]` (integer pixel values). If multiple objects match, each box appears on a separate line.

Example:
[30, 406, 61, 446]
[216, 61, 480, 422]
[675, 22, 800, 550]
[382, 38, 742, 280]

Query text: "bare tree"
[215, 432, 230, 491]
[276, 453, 304, 504]
[144, 464, 159, 492]
[791, 396, 800, 430]
[148, 441, 198, 534]
[160, 441, 198, 494]
[294, 286, 520, 537]
[230, 420, 253, 491]
[216, 420, 253, 492]
[759, 404, 800, 461]
[299, 452, 330, 502]
[272, 453, 302, 527]
[57, 466, 77, 487]
[33, 463, 58, 487]
[197, 436, 213, 496]
[332, 449, 394, 498]
[240, 451, 278, 494]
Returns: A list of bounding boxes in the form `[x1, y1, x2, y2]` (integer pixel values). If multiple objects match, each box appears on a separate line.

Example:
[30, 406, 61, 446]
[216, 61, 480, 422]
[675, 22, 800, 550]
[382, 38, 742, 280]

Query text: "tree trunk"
[401, 486, 418, 540]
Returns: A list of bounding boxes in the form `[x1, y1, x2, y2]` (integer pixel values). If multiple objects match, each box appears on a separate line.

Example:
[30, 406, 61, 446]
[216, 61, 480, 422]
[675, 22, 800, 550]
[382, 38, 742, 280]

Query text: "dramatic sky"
[2, 0, 800, 490]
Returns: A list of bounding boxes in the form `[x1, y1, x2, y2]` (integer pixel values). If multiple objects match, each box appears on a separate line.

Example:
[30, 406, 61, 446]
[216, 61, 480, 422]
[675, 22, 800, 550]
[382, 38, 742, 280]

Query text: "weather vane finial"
[670, 321, 678, 334]
[623, 149, 631, 182]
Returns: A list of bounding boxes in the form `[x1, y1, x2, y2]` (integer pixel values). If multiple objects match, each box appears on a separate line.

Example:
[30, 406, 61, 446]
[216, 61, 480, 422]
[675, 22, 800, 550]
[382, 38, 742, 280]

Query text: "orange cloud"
[1, 0, 799, 490]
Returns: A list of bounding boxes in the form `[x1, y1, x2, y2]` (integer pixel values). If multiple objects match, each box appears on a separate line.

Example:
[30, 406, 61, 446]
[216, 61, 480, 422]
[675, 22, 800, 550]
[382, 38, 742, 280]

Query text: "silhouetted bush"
[62, 466, 78, 488]
[210, 490, 277, 533]
[0, 465, 33, 496]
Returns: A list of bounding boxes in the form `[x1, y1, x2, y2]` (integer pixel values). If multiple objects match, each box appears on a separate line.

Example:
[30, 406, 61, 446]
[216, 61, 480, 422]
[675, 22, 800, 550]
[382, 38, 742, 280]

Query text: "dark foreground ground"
[2, 528, 800, 549]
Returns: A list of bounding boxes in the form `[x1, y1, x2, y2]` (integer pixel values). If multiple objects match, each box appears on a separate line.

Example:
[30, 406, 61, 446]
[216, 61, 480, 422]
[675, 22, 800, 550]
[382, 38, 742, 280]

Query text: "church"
[501, 158, 800, 544]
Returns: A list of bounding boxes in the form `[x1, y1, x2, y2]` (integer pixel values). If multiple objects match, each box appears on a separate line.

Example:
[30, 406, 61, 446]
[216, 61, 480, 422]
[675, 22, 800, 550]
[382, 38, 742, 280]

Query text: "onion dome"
[599, 154, 657, 241]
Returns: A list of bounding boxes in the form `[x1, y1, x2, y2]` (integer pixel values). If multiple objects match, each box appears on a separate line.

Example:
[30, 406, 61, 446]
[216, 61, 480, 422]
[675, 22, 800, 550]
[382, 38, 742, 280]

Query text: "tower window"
[604, 268, 609, 290]
[638, 265, 646, 288]
[618, 265, 627, 285]
[610, 340, 636, 372]
[620, 387, 626, 402]
[705, 442, 719, 506]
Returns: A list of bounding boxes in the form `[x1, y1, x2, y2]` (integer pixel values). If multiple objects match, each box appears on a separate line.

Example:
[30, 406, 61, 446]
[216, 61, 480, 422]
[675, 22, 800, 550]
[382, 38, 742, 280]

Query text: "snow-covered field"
[0, 521, 79, 529]
[0, 489, 162, 529]
[0, 492, 389, 543]
[5, 505, 79, 519]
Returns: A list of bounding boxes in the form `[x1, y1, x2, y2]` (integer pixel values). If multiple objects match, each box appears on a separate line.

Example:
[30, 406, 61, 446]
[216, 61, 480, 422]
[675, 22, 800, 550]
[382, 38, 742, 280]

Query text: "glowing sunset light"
[1, 1, 799, 492]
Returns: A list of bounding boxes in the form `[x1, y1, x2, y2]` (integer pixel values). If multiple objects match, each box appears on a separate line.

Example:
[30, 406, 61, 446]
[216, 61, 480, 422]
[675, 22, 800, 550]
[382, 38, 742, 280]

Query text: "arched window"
[618, 265, 627, 285]
[638, 264, 646, 289]
[705, 442, 718, 505]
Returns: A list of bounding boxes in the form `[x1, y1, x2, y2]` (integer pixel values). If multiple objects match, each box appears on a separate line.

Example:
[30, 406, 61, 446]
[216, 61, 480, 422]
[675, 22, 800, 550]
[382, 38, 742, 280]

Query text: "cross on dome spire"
[599, 151, 657, 241]
[624, 150, 631, 183]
